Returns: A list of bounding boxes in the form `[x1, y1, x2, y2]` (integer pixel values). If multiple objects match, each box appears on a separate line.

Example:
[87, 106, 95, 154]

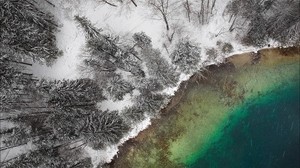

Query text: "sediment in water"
[105, 46, 300, 168]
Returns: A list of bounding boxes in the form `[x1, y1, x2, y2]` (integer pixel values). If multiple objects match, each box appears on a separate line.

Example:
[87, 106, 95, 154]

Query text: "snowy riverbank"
[2, 0, 292, 167]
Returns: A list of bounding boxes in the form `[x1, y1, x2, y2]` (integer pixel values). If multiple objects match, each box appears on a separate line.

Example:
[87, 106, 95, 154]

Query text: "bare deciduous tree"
[183, 0, 192, 22]
[266, 0, 300, 44]
[226, 0, 300, 46]
[194, 0, 216, 25]
[99, 0, 138, 7]
[148, 0, 180, 31]
[101, 0, 118, 7]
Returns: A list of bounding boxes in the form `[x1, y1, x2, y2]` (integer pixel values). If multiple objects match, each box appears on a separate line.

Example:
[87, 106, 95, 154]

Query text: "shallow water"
[188, 84, 299, 168]
[108, 47, 300, 168]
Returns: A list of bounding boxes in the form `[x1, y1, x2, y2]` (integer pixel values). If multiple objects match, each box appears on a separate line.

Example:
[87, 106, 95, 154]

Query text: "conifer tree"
[36, 78, 105, 109]
[106, 74, 135, 101]
[81, 110, 130, 148]
[0, 0, 62, 65]
[170, 39, 202, 74]
[75, 15, 144, 77]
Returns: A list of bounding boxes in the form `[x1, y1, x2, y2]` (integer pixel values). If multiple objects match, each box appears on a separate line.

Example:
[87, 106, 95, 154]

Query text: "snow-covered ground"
[99, 93, 135, 111]
[31, 0, 283, 80]
[31, 0, 164, 80]
[30, 3, 86, 80]
[0, 142, 35, 163]
[17, 0, 282, 167]
[32, 0, 282, 80]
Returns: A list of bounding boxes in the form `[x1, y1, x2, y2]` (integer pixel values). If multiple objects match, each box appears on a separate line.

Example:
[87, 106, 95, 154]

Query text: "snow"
[31, 2, 86, 80]
[31, 19, 86, 80]
[84, 117, 151, 167]
[0, 121, 15, 130]
[161, 73, 191, 96]
[83, 1, 164, 50]
[0, 142, 35, 163]
[30, 0, 165, 80]
[99, 93, 134, 111]
[30, 0, 281, 80]
[34, 0, 243, 167]
[163, 0, 249, 61]
[9, 0, 286, 167]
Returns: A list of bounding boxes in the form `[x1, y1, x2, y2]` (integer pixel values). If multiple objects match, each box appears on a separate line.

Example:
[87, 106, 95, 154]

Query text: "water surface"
[108, 47, 300, 168]
[189, 84, 299, 168]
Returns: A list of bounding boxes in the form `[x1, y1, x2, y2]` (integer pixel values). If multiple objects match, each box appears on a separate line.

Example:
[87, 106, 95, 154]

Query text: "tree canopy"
[0, 0, 62, 65]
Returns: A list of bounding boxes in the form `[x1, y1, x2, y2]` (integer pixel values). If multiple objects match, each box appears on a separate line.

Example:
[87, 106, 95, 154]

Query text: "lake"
[107, 47, 300, 168]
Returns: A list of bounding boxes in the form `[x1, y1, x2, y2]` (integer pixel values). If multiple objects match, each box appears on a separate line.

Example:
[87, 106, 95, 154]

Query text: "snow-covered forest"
[0, 0, 299, 167]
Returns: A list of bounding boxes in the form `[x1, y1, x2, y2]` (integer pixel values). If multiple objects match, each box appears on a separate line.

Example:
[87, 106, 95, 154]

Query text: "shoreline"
[104, 46, 300, 167]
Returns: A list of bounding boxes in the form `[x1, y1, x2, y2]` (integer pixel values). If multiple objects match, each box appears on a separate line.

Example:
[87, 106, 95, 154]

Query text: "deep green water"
[189, 84, 300, 168]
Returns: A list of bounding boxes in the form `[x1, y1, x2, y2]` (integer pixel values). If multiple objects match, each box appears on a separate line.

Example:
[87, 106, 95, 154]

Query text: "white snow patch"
[30, 2, 86, 80]
[99, 93, 134, 111]
[0, 121, 15, 130]
[0, 142, 35, 163]
[31, 0, 166, 80]
[161, 86, 179, 96]
[83, 1, 164, 50]
[31, 18, 86, 80]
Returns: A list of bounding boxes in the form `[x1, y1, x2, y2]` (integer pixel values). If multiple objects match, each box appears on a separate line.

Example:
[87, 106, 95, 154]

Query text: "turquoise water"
[189, 84, 300, 168]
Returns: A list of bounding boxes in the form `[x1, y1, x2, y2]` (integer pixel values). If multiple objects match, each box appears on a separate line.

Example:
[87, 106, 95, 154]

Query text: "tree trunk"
[167, 30, 175, 42]
[43, 0, 55, 7]
[7, 100, 34, 104]
[23, 106, 49, 109]
[9, 60, 32, 66]
[206, 0, 210, 23]
[20, 72, 33, 76]
[162, 14, 170, 31]
[211, 0, 216, 14]
[102, 0, 117, 7]
[185, 0, 191, 22]
[0, 142, 27, 151]
[229, 16, 237, 32]
[64, 103, 96, 108]
[0, 111, 53, 121]
[130, 0, 137, 7]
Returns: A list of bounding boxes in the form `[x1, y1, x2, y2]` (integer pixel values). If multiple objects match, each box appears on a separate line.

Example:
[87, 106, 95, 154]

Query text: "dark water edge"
[189, 84, 300, 168]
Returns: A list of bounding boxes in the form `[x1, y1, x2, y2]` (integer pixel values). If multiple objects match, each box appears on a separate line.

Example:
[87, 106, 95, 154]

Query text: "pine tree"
[0, 0, 62, 65]
[0, 48, 35, 112]
[36, 78, 105, 109]
[116, 45, 145, 77]
[135, 91, 167, 116]
[266, 0, 300, 45]
[137, 78, 164, 93]
[75, 15, 145, 77]
[243, 13, 267, 47]
[133, 32, 152, 48]
[106, 74, 135, 101]
[226, 0, 300, 46]
[81, 110, 130, 148]
[74, 15, 103, 39]
[3, 147, 91, 168]
[143, 48, 179, 87]
[122, 106, 145, 123]
[170, 39, 202, 74]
